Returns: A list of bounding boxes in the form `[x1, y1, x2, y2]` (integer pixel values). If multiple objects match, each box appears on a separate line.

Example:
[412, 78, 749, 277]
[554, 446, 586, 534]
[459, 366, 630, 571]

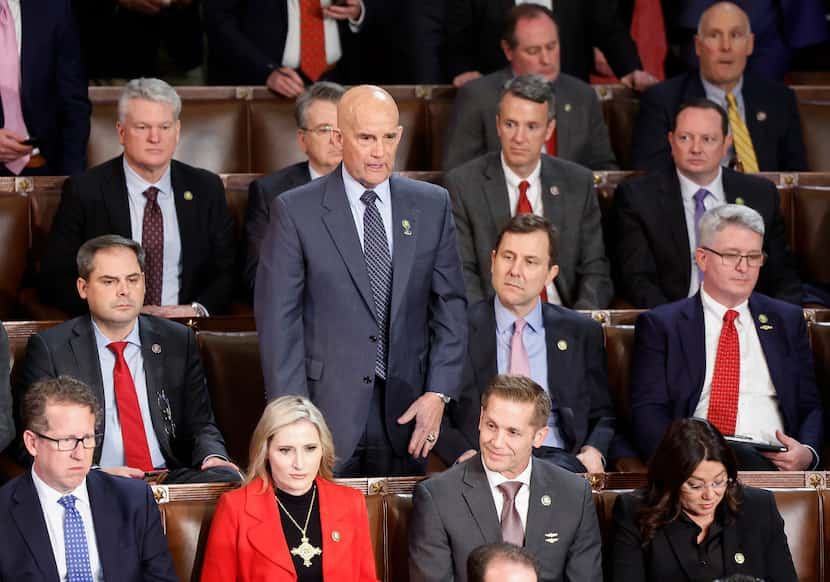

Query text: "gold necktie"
[726, 93, 759, 173]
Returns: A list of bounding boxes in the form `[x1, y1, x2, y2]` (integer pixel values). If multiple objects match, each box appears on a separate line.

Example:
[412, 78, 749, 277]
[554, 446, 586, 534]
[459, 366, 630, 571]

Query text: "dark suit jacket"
[630, 293, 822, 460]
[409, 455, 602, 582]
[0, 324, 11, 453]
[612, 166, 803, 308]
[244, 161, 311, 294]
[4, 0, 90, 175]
[16, 314, 229, 469]
[631, 71, 808, 172]
[446, 0, 640, 81]
[0, 470, 177, 581]
[443, 68, 618, 171]
[447, 152, 613, 309]
[204, 0, 365, 85]
[612, 487, 798, 582]
[435, 300, 615, 465]
[39, 156, 236, 316]
[255, 165, 467, 465]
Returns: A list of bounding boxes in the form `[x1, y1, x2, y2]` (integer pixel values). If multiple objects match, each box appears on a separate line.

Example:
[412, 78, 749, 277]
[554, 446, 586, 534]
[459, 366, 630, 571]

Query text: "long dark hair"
[638, 418, 743, 544]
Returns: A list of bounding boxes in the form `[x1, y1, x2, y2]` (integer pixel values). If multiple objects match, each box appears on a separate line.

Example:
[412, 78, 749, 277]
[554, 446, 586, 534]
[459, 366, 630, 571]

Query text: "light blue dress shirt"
[342, 165, 394, 254]
[494, 297, 565, 448]
[93, 319, 166, 469]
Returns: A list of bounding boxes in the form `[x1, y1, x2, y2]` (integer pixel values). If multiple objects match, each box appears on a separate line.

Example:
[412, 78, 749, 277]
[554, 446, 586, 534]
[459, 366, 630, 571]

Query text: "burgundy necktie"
[0, 0, 30, 174]
[498, 481, 525, 546]
[707, 309, 741, 435]
[142, 186, 163, 306]
[515, 181, 548, 302]
[107, 342, 154, 471]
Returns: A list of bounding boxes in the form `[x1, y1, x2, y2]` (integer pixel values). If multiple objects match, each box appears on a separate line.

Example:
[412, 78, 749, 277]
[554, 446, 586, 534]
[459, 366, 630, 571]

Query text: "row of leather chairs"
[0, 171, 827, 320]
[156, 473, 830, 582]
[84, 84, 830, 173]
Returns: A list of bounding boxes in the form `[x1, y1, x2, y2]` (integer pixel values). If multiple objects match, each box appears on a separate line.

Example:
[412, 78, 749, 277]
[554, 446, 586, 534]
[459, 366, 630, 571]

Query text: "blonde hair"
[245, 396, 337, 492]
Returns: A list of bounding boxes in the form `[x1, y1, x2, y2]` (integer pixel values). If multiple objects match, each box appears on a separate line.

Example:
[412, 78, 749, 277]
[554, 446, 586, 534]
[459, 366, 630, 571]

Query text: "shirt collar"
[91, 318, 142, 353]
[700, 73, 744, 100]
[123, 157, 173, 198]
[494, 295, 543, 335]
[483, 454, 534, 490]
[31, 466, 91, 508]
[700, 286, 751, 324]
[677, 165, 724, 202]
[341, 164, 391, 208]
[500, 151, 541, 190]
[309, 164, 323, 180]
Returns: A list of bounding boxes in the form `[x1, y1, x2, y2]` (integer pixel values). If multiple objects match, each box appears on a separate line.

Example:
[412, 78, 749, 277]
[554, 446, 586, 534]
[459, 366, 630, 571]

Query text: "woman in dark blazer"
[612, 418, 797, 582]
[200, 396, 378, 582]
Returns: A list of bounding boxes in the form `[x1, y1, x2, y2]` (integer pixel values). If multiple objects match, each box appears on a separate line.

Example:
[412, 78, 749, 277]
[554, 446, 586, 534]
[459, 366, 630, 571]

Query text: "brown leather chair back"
[385, 493, 414, 582]
[598, 86, 640, 170]
[792, 187, 830, 286]
[162, 499, 218, 582]
[775, 489, 822, 582]
[797, 99, 830, 172]
[365, 494, 386, 582]
[249, 100, 304, 174]
[604, 325, 636, 427]
[0, 194, 30, 319]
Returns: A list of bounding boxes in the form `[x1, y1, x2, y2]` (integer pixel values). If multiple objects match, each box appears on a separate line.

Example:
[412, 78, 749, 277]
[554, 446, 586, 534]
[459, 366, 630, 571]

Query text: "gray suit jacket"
[409, 455, 602, 582]
[443, 68, 618, 171]
[255, 164, 467, 466]
[447, 152, 613, 309]
[0, 324, 11, 453]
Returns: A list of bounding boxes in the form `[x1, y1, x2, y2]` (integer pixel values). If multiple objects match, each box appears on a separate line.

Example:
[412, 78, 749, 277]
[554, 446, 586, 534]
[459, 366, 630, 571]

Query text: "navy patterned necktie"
[360, 190, 392, 380]
[58, 495, 94, 582]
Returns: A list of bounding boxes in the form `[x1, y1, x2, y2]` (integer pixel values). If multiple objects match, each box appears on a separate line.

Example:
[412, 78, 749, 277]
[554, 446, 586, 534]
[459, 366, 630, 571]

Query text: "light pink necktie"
[509, 319, 531, 377]
[0, 0, 30, 175]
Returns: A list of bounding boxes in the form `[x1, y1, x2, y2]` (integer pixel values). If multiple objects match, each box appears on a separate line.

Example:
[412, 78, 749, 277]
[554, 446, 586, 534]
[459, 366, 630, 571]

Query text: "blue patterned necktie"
[693, 188, 711, 285]
[58, 495, 94, 582]
[360, 190, 392, 380]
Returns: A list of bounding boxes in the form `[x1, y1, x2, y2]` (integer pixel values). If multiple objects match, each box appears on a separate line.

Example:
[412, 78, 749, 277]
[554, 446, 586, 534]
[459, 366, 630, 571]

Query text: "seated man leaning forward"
[18, 235, 241, 484]
[0, 376, 177, 581]
[409, 374, 602, 582]
[630, 204, 822, 470]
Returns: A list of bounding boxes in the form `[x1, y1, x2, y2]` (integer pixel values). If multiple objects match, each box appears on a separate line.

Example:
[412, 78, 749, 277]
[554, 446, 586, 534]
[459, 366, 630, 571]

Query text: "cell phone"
[724, 435, 788, 453]
[22, 137, 39, 147]
[331, 0, 348, 5]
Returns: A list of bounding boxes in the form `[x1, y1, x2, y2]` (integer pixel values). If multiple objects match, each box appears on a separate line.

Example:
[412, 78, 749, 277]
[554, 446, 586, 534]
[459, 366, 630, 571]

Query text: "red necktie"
[108, 342, 154, 471]
[0, 0, 30, 174]
[630, 0, 667, 80]
[142, 186, 163, 306]
[300, 0, 327, 81]
[707, 309, 740, 435]
[515, 180, 548, 303]
[545, 127, 557, 157]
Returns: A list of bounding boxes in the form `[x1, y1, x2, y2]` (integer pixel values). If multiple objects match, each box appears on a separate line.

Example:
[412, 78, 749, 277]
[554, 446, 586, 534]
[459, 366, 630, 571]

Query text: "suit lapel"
[320, 169, 376, 319]
[389, 175, 420, 323]
[246, 479, 296, 574]
[678, 295, 707, 413]
[552, 79, 572, 159]
[741, 77, 767, 152]
[483, 157, 511, 232]
[68, 318, 108, 464]
[541, 307, 575, 450]
[137, 315, 177, 463]
[171, 160, 196, 303]
[661, 520, 704, 580]
[747, 295, 791, 422]
[524, 460, 562, 558]
[663, 170, 694, 291]
[461, 459, 502, 544]
[10, 473, 60, 581]
[539, 159, 568, 302]
[106, 158, 134, 238]
[87, 472, 126, 580]
[722, 520, 746, 576]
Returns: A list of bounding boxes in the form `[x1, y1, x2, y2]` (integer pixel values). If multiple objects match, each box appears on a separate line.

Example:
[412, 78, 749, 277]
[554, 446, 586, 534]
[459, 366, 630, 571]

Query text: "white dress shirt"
[31, 470, 104, 581]
[677, 167, 725, 296]
[693, 287, 785, 443]
[483, 457, 534, 531]
[281, 0, 365, 70]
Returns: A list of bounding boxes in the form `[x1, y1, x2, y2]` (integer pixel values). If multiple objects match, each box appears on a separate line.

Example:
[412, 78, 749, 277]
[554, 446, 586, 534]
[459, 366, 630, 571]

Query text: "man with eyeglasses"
[630, 203, 822, 471]
[0, 375, 178, 581]
[632, 1, 807, 172]
[612, 98, 802, 309]
[244, 81, 345, 295]
[17, 235, 241, 484]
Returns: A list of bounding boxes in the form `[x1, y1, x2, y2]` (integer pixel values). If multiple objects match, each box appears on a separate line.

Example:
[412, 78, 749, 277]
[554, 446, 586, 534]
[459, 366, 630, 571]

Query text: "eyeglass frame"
[680, 476, 734, 494]
[700, 246, 767, 268]
[299, 124, 337, 139]
[33, 431, 101, 451]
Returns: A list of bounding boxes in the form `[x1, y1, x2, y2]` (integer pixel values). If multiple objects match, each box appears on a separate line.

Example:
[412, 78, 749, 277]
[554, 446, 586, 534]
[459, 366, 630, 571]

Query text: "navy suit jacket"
[435, 300, 615, 465]
[0, 470, 177, 581]
[631, 71, 808, 172]
[630, 293, 822, 460]
[255, 165, 467, 465]
[3, 0, 90, 175]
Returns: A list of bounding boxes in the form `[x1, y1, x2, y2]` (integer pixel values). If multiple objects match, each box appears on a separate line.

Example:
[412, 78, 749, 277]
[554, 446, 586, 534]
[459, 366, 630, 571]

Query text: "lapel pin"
[549, 186, 560, 197]
[735, 197, 745, 205]
[758, 314, 768, 323]
[541, 495, 552, 506]
[402, 219, 413, 236]
[152, 343, 162, 354]
[756, 111, 767, 122]
[183, 190, 194, 201]
[544, 532, 559, 544]
[332, 531, 341, 542]
[557, 340, 568, 351]
[734, 552, 745, 564]
[760, 324, 774, 331]
[563, 103, 572, 112]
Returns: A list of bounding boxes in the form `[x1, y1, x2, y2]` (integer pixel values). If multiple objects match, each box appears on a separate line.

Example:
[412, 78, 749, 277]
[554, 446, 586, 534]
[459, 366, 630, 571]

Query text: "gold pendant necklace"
[276, 484, 322, 568]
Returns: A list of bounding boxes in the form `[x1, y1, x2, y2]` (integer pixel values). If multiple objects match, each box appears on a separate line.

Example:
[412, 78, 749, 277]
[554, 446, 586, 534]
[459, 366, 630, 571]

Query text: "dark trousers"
[336, 378, 427, 478]
[161, 466, 243, 484]
[533, 446, 588, 473]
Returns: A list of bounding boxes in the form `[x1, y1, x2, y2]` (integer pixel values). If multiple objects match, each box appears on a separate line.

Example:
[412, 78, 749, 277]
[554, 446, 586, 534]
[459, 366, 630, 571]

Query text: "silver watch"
[432, 392, 451, 404]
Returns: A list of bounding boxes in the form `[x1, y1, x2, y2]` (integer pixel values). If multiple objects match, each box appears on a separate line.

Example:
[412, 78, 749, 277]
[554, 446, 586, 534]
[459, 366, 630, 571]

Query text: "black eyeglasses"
[701, 247, 766, 268]
[34, 432, 101, 451]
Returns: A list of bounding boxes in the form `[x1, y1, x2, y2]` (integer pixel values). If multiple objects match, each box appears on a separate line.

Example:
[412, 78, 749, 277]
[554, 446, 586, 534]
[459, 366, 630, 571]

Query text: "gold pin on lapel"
[151, 343, 162, 354]
[758, 314, 768, 323]
[332, 531, 341, 542]
[541, 495, 552, 506]
[756, 111, 767, 122]
[183, 190, 194, 201]
[557, 340, 568, 351]
[760, 325, 774, 331]
[734, 552, 745, 564]
[735, 197, 745, 205]
[402, 219, 413, 236]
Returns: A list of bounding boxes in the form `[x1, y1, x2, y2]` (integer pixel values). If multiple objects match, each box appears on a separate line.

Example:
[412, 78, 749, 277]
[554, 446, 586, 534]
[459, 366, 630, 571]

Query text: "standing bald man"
[255, 85, 467, 476]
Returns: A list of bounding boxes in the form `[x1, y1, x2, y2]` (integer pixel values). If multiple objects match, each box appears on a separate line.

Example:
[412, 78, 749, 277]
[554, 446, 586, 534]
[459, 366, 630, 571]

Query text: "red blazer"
[200, 477, 378, 582]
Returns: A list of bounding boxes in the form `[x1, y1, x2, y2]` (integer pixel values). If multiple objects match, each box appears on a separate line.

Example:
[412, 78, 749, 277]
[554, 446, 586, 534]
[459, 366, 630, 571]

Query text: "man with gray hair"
[40, 77, 236, 318]
[447, 73, 612, 309]
[243, 81, 345, 293]
[630, 203, 821, 470]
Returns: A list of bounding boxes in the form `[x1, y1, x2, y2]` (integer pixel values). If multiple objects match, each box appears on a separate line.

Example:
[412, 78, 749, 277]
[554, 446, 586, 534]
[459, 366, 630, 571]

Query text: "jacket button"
[363, 376, 372, 384]
[369, 335, 377, 342]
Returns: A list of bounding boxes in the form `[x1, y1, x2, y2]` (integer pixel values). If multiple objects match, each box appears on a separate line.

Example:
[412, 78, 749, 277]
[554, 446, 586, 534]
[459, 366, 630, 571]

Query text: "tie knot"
[518, 180, 529, 196]
[58, 495, 77, 510]
[726, 93, 737, 107]
[724, 309, 739, 324]
[513, 319, 527, 336]
[360, 190, 378, 206]
[107, 341, 128, 358]
[498, 481, 523, 502]
[143, 186, 159, 202]
[693, 188, 710, 205]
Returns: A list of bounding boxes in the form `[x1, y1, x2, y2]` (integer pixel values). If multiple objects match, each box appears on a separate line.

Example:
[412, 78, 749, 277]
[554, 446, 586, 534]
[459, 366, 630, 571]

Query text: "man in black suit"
[19, 235, 240, 484]
[435, 214, 614, 473]
[613, 99, 802, 308]
[632, 1, 808, 171]
[39, 78, 236, 318]
[244, 81, 344, 293]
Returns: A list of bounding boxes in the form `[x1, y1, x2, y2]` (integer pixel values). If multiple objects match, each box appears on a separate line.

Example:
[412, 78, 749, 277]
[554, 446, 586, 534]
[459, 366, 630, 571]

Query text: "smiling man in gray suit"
[255, 85, 467, 477]
[448, 74, 613, 309]
[409, 374, 602, 582]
